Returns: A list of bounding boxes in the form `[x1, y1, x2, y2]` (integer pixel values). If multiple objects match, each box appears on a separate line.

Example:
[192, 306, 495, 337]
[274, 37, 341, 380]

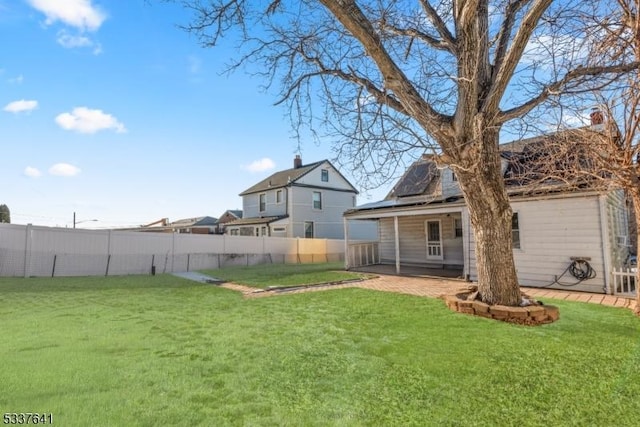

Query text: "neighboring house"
[214, 210, 243, 234]
[120, 216, 218, 234]
[169, 216, 218, 234]
[344, 124, 630, 294]
[226, 155, 360, 239]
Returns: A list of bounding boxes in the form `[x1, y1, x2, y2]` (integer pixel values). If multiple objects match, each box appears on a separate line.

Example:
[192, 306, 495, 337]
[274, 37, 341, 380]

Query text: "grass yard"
[1, 274, 639, 426]
[202, 261, 370, 288]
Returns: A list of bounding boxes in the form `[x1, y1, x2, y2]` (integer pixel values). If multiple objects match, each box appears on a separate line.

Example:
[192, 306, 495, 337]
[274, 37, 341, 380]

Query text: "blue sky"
[0, 0, 390, 228]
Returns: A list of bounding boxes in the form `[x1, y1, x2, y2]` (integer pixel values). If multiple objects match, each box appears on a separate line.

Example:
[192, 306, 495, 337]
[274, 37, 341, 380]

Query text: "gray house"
[226, 156, 360, 239]
[344, 133, 630, 294]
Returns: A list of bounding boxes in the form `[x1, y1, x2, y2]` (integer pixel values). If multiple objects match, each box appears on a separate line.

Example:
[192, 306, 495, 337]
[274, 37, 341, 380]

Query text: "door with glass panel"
[425, 220, 443, 261]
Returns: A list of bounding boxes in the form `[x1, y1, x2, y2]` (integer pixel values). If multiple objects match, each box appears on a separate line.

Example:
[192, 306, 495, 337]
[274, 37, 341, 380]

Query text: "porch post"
[343, 217, 350, 270]
[394, 216, 400, 274]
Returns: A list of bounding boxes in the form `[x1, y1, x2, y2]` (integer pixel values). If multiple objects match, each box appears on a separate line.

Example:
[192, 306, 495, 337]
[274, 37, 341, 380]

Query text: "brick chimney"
[294, 154, 302, 169]
[590, 107, 604, 126]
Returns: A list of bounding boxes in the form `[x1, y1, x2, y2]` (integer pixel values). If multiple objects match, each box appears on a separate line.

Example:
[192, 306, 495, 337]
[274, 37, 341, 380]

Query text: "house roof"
[347, 127, 607, 216]
[238, 159, 358, 195]
[226, 215, 288, 226]
[215, 210, 243, 224]
[170, 216, 218, 227]
[387, 160, 439, 198]
[239, 161, 325, 195]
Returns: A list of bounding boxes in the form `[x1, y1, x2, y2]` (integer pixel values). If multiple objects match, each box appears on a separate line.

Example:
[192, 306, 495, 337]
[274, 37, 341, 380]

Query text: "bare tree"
[173, 0, 638, 306]
[528, 0, 640, 313]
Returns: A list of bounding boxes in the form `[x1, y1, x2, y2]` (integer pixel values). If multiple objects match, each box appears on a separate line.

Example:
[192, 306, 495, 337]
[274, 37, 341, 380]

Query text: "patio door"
[425, 220, 443, 261]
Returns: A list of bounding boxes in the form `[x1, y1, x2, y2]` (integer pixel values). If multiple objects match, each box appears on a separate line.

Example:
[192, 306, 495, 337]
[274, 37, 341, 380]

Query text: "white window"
[229, 229, 238, 236]
[276, 190, 282, 204]
[321, 169, 329, 182]
[259, 193, 266, 212]
[304, 221, 314, 238]
[454, 218, 463, 238]
[273, 226, 286, 232]
[312, 191, 322, 210]
[512, 213, 520, 249]
[353, 196, 357, 207]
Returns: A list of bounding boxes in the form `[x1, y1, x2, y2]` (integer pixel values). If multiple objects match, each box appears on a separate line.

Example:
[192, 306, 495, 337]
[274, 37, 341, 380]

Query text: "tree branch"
[418, 0, 457, 54]
[318, 0, 453, 140]
[483, 0, 552, 114]
[498, 61, 640, 123]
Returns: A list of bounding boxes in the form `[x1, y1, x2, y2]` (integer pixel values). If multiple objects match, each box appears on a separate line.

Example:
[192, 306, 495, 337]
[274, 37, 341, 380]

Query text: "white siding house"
[227, 156, 377, 239]
[344, 147, 630, 294]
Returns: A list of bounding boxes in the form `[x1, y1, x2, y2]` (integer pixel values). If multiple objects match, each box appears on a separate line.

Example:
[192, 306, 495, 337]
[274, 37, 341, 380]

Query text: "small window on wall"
[321, 169, 329, 182]
[454, 218, 463, 238]
[259, 193, 266, 212]
[312, 191, 322, 209]
[276, 190, 282, 204]
[304, 221, 314, 238]
[512, 213, 521, 249]
[451, 171, 457, 181]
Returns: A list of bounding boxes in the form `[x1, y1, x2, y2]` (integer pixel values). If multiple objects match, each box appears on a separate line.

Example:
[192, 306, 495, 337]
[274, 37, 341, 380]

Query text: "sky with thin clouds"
[0, 0, 387, 228]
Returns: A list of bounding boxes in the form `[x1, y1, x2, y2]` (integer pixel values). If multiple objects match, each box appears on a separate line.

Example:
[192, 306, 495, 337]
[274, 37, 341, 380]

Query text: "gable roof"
[387, 159, 439, 198]
[239, 159, 358, 195]
[170, 216, 218, 227]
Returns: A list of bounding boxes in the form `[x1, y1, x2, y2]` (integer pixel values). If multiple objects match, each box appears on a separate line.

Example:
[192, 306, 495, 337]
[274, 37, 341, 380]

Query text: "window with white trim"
[259, 193, 266, 212]
[321, 169, 329, 182]
[276, 189, 282, 204]
[512, 213, 521, 249]
[304, 221, 314, 238]
[312, 191, 322, 209]
[454, 218, 463, 238]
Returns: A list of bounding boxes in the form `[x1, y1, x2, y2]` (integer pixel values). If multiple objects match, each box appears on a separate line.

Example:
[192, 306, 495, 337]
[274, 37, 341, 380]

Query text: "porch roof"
[344, 195, 465, 220]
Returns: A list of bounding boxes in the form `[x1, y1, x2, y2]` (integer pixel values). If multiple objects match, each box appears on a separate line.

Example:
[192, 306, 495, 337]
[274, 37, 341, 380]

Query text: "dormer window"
[321, 169, 329, 182]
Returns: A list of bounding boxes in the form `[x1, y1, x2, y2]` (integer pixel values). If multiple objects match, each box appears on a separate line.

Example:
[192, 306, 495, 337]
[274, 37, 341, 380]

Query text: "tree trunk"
[453, 127, 522, 306]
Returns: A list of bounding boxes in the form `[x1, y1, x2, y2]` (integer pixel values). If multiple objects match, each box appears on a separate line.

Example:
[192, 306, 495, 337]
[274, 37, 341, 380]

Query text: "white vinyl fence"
[0, 224, 346, 278]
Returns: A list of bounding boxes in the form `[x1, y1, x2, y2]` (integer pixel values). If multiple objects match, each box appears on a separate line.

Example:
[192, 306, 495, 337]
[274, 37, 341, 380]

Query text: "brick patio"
[221, 273, 638, 312]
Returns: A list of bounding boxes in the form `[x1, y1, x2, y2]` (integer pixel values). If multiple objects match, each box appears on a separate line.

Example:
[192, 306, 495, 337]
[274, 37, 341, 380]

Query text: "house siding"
[295, 161, 355, 191]
[467, 195, 607, 293]
[378, 214, 463, 266]
[290, 186, 354, 239]
[243, 188, 288, 218]
[441, 167, 462, 198]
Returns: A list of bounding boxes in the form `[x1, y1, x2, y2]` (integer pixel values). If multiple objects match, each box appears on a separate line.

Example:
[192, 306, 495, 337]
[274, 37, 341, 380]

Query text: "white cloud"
[8, 75, 23, 84]
[55, 107, 126, 134]
[3, 99, 38, 113]
[24, 166, 42, 178]
[49, 163, 81, 177]
[27, 0, 106, 31]
[56, 29, 102, 54]
[242, 158, 276, 173]
[56, 30, 91, 48]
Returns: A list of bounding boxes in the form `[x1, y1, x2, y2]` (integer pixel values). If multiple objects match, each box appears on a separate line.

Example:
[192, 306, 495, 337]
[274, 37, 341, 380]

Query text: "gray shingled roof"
[226, 215, 288, 226]
[388, 160, 439, 198]
[239, 161, 325, 196]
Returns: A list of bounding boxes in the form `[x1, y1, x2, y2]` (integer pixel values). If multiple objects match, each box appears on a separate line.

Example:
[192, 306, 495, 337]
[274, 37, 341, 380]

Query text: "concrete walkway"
[218, 273, 638, 312]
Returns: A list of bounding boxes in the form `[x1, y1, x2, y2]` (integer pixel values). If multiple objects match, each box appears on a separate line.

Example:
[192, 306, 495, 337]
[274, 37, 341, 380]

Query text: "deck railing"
[611, 268, 637, 297]
[348, 242, 379, 268]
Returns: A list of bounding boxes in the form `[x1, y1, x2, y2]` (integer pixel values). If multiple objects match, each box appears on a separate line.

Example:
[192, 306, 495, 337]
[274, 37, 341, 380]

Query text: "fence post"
[106, 229, 112, 276]
[171, 232, 176, 273]
[23, 223, 33, 278]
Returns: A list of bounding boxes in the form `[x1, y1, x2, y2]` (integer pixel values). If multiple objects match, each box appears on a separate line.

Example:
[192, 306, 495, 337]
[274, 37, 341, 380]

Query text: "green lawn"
[202, 261, 370, 288]
[1, 274, 639, 426]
